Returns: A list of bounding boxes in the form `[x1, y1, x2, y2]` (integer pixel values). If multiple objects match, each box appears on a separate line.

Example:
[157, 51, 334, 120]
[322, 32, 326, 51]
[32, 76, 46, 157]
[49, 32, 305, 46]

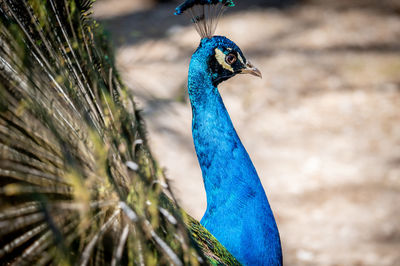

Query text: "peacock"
[0, 0, 281, 265]
[175, 1, 282, 265]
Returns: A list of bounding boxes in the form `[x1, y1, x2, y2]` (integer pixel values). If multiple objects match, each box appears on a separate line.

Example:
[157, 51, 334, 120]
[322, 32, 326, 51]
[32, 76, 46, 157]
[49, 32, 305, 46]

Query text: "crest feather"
[175, 0, 235, 38]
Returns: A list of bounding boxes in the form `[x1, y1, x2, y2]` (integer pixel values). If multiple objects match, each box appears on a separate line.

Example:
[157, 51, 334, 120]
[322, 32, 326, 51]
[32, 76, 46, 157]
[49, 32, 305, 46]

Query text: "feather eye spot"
[225, 54, 237, 65]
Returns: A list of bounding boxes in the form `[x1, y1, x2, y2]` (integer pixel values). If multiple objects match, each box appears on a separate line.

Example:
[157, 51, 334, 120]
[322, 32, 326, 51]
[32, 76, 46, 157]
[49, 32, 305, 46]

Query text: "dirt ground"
[94, 0, 400, 265]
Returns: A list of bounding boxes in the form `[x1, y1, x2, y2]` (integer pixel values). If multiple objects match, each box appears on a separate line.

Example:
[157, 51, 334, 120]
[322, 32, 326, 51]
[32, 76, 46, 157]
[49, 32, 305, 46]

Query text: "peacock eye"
[225, 53, 237, 65]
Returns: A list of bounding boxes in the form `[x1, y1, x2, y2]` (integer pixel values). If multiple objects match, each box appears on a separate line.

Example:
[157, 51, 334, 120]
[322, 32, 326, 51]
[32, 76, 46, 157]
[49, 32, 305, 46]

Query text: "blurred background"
[93, 0, 400, 265]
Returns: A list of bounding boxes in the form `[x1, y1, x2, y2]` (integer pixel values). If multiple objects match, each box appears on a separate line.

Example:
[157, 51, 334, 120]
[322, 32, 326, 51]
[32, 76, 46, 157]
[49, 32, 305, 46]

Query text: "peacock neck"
[187, 48, 282, 265]
[188, 58, 266, 217]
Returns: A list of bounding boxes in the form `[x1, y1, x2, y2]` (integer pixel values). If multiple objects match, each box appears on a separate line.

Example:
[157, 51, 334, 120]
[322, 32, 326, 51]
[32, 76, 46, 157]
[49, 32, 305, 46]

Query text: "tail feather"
[0, 0, 197, 264]
[0, 0, 241, 264]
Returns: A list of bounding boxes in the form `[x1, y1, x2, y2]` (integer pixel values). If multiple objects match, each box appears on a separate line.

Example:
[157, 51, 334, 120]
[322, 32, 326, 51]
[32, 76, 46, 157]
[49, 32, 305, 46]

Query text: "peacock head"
[176, 0, 260, 86]
[197, 35, 261, 85]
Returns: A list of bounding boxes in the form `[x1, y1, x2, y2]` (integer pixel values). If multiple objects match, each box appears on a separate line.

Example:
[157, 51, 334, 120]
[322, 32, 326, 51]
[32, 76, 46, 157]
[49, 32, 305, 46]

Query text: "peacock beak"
[240, 62, 262, 78]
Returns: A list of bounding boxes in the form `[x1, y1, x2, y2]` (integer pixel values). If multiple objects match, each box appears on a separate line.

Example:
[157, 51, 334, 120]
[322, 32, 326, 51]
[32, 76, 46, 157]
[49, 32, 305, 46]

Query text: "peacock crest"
[175, 0, 235, 38]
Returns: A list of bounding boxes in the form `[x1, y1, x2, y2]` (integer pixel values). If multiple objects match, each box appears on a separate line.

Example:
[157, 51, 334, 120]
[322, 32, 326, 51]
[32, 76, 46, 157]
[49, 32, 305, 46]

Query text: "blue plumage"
[176, 0, 282, 264]
[188, 36, 282, 265]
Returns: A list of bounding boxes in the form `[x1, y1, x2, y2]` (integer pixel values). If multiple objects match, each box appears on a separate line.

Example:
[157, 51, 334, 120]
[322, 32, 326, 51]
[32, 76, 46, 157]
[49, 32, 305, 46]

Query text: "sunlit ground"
[94, 0, 400, 264]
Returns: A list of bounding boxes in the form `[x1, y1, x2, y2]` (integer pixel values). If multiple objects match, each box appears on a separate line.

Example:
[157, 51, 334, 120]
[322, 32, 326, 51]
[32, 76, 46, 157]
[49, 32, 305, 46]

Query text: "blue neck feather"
[188, 37, 282, 265]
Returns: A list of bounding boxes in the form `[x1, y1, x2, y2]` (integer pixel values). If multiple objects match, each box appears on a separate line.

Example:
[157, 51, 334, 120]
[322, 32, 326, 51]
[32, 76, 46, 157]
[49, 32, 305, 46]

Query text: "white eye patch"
[237, 53, 245, 65]
[214, 48, 234, 72]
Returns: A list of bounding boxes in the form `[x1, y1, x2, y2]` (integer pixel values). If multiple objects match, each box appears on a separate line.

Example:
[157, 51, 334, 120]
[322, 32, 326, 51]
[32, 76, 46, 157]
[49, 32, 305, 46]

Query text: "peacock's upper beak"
[240, 62, 262, 78]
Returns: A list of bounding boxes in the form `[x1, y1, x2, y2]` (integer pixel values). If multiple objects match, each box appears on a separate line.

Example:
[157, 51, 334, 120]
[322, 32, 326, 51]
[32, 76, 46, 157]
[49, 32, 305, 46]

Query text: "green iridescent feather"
[0, 0, 239, 264]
